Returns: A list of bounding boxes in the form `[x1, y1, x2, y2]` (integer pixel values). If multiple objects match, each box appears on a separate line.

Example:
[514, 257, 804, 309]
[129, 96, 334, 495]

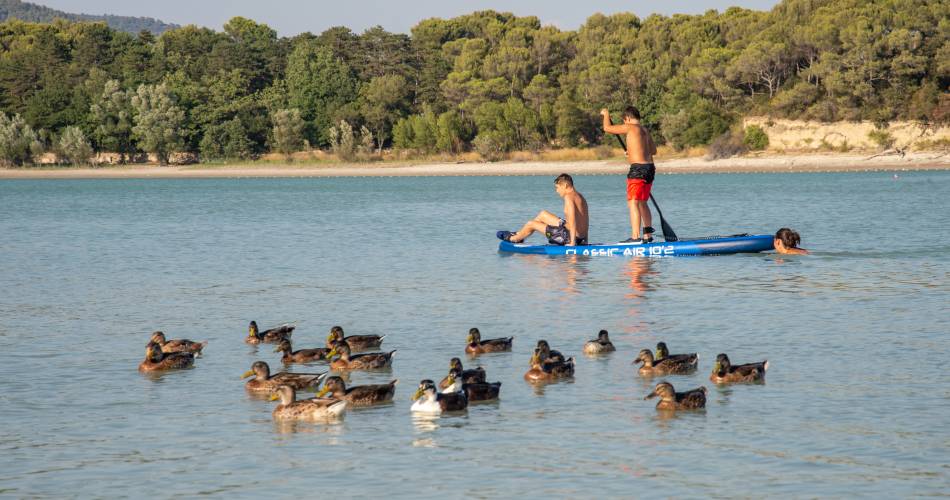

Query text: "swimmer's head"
[775, 228, 801, 249]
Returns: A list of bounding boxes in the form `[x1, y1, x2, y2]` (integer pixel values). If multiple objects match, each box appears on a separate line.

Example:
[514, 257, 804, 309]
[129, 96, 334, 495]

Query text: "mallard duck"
[315, 376, 397, 406]
[149, 331, 207, 355]
[709, 353, 768, 384]
[535, 340, 565, 364]
[438, 358, 486, 389]
[246, 320, 294, 344]
[270, 385, 347, 421]
[465, 328, 513, 354]
[644, 382, 707, 410]
[463, 381, 502, 402]
[138, 342, 194, 372]
[273, 339, 330, 363]
[655, 342, 695, 363]
[583, 330, 615, 354]
[633, 349, 698, 376]
[524, 348, 575, 382]
[325, 325, 386, 352]
[326, 342, 396, 371]
[241, 361, 325, 393]
[411, 379, 468, 413]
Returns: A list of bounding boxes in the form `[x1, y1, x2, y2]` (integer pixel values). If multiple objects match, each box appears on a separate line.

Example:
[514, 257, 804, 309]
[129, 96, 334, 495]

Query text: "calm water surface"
[1, 171, 948, 497]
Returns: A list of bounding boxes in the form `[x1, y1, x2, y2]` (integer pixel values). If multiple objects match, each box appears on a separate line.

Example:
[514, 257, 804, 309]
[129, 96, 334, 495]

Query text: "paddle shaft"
[613, 134, 678, 241]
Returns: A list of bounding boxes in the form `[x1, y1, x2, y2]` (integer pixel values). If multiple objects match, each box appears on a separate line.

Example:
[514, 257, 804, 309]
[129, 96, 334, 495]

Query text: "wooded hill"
[0, 0, 177, 35]
[0, 0, 947, 165]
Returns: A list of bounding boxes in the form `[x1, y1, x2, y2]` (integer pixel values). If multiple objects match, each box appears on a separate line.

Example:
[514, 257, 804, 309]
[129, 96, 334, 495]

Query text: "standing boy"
[601, 106, 657, 243]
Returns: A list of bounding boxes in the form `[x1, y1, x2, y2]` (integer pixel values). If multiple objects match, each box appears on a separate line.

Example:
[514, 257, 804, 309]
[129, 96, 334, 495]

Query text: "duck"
[524, 348, 575, 382]
[439, 369, 501, 402]
[655, 342, 695, 363]
[325, 325, 386, 352]
[315, 376, 397, 406]
[149, 331, 207, 355]
[326, 342, 396, 371]
[633, 349, 698, 376]
[270, 385, 347, 421]
[465, 328, 513, 354]
[411, 379, 468, 413]
[709, 353, 768, 384]
[438, 358, 486, 389]
[535, 340, 565, 364]
[583, 330, 615, 354]
[644, 382, 707, 410]
[273, 339, 330, 364]
[246, 320, 294, 344]
[138, 342, 194, 372]
[241, 361, 325, 393]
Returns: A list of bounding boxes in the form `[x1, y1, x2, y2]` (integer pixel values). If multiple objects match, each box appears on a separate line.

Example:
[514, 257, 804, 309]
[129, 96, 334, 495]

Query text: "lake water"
[1, 171, 948, 497]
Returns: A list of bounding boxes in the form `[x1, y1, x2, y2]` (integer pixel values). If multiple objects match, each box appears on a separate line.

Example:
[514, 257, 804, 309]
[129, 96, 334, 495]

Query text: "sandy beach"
[1, 152, 947, 179]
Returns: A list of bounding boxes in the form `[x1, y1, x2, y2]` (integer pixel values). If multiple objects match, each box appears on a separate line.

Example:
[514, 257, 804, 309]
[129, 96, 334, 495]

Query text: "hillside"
[0, 0, 177, 34]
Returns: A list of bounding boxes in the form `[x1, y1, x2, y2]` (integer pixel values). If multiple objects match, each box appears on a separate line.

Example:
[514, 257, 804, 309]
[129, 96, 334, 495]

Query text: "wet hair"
[623, 106, 641, 120]
[554, 173, 573, 187]
[775, 228, 801, 248]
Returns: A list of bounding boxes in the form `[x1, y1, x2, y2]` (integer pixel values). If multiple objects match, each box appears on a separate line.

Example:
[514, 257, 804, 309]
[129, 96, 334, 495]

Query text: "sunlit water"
[0, 171, 947, 497]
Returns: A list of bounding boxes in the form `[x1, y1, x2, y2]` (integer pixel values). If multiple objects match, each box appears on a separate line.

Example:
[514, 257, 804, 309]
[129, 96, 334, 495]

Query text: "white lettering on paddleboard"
[564, 245, 675, 256]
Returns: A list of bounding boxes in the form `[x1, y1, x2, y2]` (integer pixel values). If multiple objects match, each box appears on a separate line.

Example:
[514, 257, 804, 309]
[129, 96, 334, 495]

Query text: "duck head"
[269, 385, 295, 405]
[150, 331, 167, 345]
[145, 342, 163, 362]
[529, 348, 543, 369]
[644, 382, 676, 402]
[412, 380, 438, 402]
[449, 357, 463, 371]
[467, 328, 480, 344]
[242, 361, 270, 380]
[633, 349, 655, 367]
[326, 326, 344, 344]
[598, 330, 610, 342]
[316, 376, 346, 398]
[326, 341, 351, 362]
[443, 368, 462, 392]
[248, 321, 259, 339]
[536, 340, 552, 359]
[713, 353, 731, 374]
[655, 342, 669, 360]
[273, 339, 293, 354]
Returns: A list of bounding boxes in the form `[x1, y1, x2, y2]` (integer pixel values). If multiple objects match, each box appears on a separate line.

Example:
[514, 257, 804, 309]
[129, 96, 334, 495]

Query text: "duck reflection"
[272, 419, 345, 437]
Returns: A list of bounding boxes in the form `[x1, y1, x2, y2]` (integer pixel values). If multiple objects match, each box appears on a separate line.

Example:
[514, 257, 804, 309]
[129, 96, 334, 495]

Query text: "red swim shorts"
[626, 178, 653, 201]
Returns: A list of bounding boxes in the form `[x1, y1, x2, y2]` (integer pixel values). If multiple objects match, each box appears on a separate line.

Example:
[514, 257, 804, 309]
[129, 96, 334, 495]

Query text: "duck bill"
[315, 387, 329, 398]
[269, 393, 279, 401]
[411, 388, 424, 401]
[241, 370, 254, 379]
[466, 335, 473, 343]
[644, 390, 658, 400]
[272, 346, 282, 353]
[326, 349, 337, 360]
[713, 362, 721, 373]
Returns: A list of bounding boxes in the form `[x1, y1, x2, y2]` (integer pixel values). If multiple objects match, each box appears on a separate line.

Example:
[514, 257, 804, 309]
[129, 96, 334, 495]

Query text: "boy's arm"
[600, 109, 628, 135]
[563, 197, 577, 246]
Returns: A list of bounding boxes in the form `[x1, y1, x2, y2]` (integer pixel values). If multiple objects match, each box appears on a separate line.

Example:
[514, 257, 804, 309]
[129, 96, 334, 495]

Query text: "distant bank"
[2, 152, 947, 179]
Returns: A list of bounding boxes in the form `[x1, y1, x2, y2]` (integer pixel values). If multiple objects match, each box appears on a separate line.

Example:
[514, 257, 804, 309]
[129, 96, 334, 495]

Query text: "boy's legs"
[627, 199, 642, 239]
[638, 201, 653, 240]
[510, 210, 562, 243]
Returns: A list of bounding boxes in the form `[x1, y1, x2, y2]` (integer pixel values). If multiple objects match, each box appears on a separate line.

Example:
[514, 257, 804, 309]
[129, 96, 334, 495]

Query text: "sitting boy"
[497, 174, 589, 246]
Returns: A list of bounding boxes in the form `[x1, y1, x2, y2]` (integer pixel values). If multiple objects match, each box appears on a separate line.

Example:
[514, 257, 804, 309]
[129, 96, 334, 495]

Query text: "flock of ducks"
[139, 323, 769, 420]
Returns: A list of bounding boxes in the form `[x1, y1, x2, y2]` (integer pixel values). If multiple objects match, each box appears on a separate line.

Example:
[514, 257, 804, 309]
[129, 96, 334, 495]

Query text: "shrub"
[201, 118, 253, 161]
[57, 126, 94, 165]
[0, 113, 43, 167]
[743, 125, 769, 151]
[867, 129, 895, 149]
[473, 131, 507, 161]
[270, 108, 305, 159]
[660, 99, 732, 150]
[328, 120, 357, 161]
[707, 130, 747, 160]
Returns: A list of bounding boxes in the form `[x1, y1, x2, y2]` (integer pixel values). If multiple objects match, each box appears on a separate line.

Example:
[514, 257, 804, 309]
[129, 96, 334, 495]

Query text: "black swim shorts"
[545, 220, 588, 246]
[627, 163, 656, 184]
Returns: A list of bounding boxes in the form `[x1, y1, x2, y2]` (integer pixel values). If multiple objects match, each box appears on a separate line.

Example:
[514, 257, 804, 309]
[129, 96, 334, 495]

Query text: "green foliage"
[200, 117, 253, 161]
[286, 41, 358, 146]
[89, 79, 134, 161]
[56, 125, 93, 165]
[130, 83, 185, 164]
[359, 74, 410, 151]
[743, 125, 769, 150]
[0, 112, 43, 166]
[867, 129, 895, 149]
[269, 108, 305, 158]
[0, 0, 178, 34]
[661, 99, 733, 150]
[328, 120, 357, 161]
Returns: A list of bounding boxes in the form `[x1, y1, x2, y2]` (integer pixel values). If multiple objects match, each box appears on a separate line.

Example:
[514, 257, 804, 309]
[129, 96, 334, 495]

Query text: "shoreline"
[1, 152, 947, 179]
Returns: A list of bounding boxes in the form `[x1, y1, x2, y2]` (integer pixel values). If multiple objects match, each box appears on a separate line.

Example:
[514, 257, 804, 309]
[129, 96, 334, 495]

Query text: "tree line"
[0, 0, 947, 166]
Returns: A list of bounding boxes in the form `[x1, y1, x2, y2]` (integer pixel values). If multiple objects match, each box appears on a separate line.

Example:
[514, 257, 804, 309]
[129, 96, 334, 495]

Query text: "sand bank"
[0, 152, 946, 179]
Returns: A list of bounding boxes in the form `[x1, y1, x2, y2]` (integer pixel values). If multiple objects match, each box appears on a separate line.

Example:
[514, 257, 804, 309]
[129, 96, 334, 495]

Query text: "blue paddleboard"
[498, 234, 774, 256]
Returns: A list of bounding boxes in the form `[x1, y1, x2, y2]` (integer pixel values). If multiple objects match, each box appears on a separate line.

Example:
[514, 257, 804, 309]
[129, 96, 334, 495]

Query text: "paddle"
[613, 134, 678, 242]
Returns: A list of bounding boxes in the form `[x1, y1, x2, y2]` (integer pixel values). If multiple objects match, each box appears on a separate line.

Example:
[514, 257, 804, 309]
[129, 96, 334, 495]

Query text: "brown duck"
[245, 320, 294, 344]
[465, 328, 513, 354]
[149, 331, 207, 355]
[325, 325, 386, 352]
[644, 382, 707, 410]
[326, 342, 396, 371]
[139, 342, 194, 372]
[583, 330, 615, 354]
[315, 376, 397, 406]
[438, 358, 486, 389]
[270, 385, 347, 421]
[241, 361, 325, 393]
[274, 339, 330, 363]
[709, 353, 768, 384]
[655, 342, 695, 363]
[535, 340, 565, 364]
[524, 348, 575, 382]
[634, 349, 698, 376]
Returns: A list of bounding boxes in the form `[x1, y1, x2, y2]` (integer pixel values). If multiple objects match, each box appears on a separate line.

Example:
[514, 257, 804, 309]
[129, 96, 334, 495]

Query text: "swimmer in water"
[774, 227, 809, 255]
